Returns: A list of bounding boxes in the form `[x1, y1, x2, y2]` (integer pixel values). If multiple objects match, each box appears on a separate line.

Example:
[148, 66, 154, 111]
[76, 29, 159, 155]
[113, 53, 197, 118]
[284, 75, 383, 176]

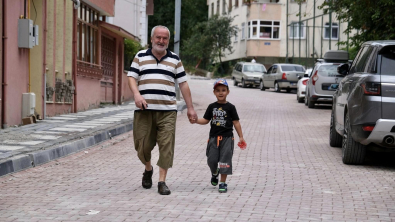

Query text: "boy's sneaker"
[211, 168, 219, 186]
[218, 183, 227, 193]
[142, 167, 153, 189]
[158, 182, 171, 195]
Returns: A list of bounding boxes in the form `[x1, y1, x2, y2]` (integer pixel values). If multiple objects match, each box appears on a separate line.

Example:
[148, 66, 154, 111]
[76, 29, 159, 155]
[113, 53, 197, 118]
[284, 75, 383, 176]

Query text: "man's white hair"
[151, 25, 171, 38]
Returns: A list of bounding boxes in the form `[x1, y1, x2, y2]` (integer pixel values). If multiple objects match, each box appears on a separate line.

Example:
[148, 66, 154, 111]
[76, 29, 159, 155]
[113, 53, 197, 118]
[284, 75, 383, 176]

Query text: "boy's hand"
[237, 138, 247, 150]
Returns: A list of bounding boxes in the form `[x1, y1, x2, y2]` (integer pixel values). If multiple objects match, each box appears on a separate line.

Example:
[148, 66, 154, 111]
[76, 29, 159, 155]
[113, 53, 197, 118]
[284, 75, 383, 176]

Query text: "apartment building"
[207, 0, 351, 68]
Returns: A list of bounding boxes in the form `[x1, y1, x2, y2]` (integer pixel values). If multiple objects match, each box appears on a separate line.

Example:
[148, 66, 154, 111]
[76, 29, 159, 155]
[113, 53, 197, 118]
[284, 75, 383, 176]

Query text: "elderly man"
[128, 25, 197, 195]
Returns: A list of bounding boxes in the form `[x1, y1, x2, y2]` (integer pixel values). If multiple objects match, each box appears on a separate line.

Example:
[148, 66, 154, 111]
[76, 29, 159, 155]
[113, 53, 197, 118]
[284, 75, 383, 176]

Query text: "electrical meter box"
[18, 19, 35, 48]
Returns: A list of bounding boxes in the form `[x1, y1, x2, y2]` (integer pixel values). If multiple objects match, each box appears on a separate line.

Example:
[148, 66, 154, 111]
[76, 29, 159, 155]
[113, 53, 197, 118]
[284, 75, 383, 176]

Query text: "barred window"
[77, 3, 99, 64]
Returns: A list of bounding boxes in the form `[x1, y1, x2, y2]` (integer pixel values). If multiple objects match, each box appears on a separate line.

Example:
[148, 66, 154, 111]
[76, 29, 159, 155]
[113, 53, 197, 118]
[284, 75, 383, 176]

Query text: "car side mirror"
[298, 76, 302, 80]
[304, 74, 309, 77]
[337, 63, 349, 75]
[263, 71, 267, 74]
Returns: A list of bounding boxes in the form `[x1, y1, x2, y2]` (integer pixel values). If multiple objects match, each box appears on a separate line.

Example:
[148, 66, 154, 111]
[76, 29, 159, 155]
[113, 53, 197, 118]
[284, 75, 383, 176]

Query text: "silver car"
[329, 41, 395, 165]
[261, 64, 305, 93]
[232, 62, 267, 88]
[305, 50, 349, 108]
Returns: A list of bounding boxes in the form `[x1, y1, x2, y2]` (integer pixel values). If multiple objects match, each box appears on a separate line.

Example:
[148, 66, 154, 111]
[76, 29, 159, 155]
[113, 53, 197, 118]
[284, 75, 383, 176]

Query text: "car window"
[244, 65, 266, 72]
[281, 65, 305, 72]
[272, 65, 278, 73]
[349, 47, 365, 73]
[355, 46, 373, 72]
[236, 64, 241, 71]
[379, 46, 395, 76]
[317, 64, 341, 77]
[266, 67, 273, 74]
[367, 47, 378, 73]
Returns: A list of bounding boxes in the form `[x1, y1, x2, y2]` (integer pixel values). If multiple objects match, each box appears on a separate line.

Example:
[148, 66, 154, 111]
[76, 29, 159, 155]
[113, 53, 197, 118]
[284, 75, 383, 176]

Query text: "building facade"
[0, 0, 146, 128]
[207, 0, 353, 68]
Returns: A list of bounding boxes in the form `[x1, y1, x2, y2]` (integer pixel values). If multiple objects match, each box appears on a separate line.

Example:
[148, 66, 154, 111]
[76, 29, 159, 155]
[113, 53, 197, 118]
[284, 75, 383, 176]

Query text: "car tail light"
[362, 126, 375, 132]
[282, 73, 287, 80]
[311, 71, 318, 85]
[302, 79, 308, 85]
[361, 82, 381, 95]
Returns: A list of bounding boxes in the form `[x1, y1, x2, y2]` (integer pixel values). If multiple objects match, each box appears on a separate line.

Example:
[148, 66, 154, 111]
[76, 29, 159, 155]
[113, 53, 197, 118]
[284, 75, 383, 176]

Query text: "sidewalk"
[0, 100, 186, 177]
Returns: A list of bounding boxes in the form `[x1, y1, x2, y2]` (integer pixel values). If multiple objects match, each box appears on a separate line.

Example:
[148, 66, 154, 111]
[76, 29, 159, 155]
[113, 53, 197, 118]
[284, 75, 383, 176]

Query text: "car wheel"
[260, 81, 266, 91]
[242, 79, 247, 88]
[342, 112, 366, 165]
[297, 93, 304, 103]
[329, 111, 342, 147]
[274, 82, 281, 92]
[307, 96, 315, 108]
[233, 79, 238, 86]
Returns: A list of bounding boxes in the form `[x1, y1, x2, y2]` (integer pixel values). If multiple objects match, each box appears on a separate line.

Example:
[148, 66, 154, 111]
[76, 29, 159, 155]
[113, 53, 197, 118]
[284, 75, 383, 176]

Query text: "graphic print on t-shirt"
[212, 107, 227, 127]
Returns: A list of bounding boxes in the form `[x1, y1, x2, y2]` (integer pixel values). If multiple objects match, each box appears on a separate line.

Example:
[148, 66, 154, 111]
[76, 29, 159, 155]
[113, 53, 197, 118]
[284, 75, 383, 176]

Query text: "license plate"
[291, 83, 296, 86]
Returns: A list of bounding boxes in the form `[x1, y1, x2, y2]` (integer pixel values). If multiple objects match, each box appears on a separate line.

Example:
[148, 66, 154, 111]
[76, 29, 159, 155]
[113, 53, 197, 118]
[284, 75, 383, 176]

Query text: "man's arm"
[179, 81, 197, 123]
[128, 77, 147, 109]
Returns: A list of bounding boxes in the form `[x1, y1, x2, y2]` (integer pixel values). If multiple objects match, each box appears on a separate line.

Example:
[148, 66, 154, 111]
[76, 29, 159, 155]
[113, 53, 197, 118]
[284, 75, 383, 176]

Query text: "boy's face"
[213, 85, 229, 103]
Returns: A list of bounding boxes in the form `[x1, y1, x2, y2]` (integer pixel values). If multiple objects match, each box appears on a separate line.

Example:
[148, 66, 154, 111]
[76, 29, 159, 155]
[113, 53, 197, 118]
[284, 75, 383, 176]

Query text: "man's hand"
[134, 94, 148, 110]
[187, 108, 197, 123]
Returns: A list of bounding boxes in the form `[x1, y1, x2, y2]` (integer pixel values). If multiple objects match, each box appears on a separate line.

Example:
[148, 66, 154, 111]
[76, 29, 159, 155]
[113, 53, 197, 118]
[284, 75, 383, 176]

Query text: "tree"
[319, 0, 395, 50]
[183, 15, 238, 75]
[124, 39, 144, 70]
[148, 0, 208, 51]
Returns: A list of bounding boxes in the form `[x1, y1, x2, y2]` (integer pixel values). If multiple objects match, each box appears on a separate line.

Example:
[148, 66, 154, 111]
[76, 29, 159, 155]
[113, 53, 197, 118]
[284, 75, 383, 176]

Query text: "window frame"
[247, 20, 281, 40]
[241, 22, 245, 40]
[323, 22, 339, 40]
[77, 3, 100, 65]
[289, 21, 305, 39]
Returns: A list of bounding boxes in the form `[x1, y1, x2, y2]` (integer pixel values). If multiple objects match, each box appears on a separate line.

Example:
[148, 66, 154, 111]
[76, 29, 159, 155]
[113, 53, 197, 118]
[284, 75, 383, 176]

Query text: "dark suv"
[330, 41, 395, 165]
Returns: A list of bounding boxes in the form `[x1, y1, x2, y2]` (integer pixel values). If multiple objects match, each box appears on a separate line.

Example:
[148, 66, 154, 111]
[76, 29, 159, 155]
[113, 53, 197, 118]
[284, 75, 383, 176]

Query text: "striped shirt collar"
[146, 48, 172, 64]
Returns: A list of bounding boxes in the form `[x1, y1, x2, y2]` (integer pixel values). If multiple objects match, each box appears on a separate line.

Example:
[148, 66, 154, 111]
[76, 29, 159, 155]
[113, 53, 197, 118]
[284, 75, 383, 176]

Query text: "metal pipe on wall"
[2, 0, 8, 128]
[42, 0, 47, 119]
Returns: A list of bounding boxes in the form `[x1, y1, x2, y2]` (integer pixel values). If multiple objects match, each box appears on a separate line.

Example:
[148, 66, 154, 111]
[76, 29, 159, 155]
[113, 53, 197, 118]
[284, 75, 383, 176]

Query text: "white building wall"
[112, 0, 148, 46]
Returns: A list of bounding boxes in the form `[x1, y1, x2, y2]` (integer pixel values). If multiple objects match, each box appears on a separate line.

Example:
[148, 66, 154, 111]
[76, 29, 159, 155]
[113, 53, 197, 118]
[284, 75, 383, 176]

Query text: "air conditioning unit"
[22, 93, 35, 118]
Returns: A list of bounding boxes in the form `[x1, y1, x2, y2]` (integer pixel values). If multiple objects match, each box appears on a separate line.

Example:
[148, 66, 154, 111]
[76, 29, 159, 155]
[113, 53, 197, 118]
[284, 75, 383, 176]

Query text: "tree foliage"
[319, 0, 395, 49]
[124, 39, 144, 70]
[147, 0, 208, 51]
[183, 15, 238, 73]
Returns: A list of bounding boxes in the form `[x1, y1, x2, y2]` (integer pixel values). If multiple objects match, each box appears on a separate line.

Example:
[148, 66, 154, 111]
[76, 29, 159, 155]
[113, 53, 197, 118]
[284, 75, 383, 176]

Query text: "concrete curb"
[0, 122, 134, 177]
[0, 101, 187, 177]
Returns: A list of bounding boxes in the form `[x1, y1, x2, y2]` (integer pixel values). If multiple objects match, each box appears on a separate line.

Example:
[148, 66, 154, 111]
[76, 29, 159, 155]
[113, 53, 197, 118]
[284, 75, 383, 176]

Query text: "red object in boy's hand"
[238, 141, 247, 149]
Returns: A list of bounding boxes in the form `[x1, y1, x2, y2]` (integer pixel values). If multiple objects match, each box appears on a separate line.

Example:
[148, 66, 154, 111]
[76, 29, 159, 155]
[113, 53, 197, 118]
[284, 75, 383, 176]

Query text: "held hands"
[237, 138, 247, 150]
[187, 108, 198, 124]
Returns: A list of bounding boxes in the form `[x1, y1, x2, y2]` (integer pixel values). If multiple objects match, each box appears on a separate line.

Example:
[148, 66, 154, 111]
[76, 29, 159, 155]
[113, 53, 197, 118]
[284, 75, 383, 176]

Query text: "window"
[241, 22, 245, 40]
[289, 22, 305, 39]
[248, 20, 281, 39]
[281, 65, 305, 72]
[211, 3, 214, 17]
[324, 22, 339, 39]
[244, 65, 266, 73]
[380, 46, 395, 76]
[77, 3, 99, 64]
[228, 0, 232, 12]
[291, 0, 306, 2]
[235, 0, 238, 7]
[222, 0, 226, 14]
[216, 0, 219, 14]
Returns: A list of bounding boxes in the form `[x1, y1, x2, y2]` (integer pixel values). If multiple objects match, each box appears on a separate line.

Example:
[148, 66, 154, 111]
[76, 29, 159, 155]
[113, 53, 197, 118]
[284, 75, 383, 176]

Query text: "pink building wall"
[3, 0, 29, 127]
[76, 76, 101, 111]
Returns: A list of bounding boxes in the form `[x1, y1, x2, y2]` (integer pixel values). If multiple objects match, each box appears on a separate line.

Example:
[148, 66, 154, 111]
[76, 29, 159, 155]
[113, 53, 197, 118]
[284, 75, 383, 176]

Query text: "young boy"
[194, 78, 246, 193]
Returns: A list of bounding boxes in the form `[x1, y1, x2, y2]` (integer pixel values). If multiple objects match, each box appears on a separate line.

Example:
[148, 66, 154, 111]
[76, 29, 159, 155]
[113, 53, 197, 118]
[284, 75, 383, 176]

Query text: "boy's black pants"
[206, 136, 234, 175]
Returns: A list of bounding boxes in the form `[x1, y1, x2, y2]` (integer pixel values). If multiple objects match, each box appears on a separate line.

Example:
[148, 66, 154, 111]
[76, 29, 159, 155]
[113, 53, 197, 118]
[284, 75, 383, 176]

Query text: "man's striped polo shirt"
[127, 48, 187, 111]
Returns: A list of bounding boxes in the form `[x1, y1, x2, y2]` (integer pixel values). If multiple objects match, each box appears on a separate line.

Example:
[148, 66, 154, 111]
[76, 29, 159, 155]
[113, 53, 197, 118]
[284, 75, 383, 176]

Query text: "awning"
[99, 21, 141, 42]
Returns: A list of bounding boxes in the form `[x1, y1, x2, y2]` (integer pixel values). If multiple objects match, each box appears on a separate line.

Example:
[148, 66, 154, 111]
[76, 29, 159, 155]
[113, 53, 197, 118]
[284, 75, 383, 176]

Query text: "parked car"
[260, 64, 305, 92]
[305, 50, 349, 108]
[296, 68, 312, 103]
[330, 40, 395, 165]
[232, 62, 267, 88]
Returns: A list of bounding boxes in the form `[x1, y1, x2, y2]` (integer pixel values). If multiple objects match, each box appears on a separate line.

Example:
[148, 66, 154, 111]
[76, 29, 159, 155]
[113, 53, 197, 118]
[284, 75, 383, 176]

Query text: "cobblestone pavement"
[0, 78, 394, 222]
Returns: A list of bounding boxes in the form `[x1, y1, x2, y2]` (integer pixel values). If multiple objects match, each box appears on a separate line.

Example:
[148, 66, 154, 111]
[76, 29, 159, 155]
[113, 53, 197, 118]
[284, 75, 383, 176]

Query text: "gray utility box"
[18, 19, 38, 48]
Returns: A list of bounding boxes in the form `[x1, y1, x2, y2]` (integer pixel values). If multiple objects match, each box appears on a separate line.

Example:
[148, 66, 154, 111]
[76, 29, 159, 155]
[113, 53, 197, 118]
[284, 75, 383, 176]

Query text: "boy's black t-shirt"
[203, 102, 240, 137]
